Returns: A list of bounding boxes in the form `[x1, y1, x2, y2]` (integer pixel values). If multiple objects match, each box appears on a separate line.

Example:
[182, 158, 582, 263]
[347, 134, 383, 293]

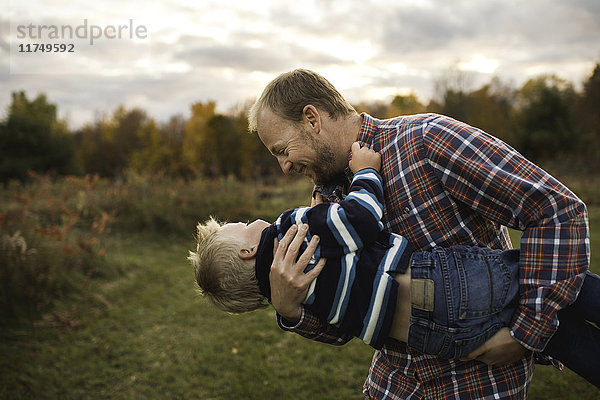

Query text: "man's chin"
[297, 167, 317, 184]
[307, 173, 319, 185]
[312, 171, 340, 186]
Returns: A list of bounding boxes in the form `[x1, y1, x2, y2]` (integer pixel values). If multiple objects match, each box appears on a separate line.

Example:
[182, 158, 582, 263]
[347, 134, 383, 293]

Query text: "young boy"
[189, 143, 599, 388]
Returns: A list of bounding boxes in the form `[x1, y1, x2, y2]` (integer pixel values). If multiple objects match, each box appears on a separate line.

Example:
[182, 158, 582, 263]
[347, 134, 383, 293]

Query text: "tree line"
[1, 64, 599, 182]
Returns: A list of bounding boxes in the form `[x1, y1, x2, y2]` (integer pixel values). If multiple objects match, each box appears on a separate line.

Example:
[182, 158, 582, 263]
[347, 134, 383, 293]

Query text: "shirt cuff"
[510, 307, 558, 352]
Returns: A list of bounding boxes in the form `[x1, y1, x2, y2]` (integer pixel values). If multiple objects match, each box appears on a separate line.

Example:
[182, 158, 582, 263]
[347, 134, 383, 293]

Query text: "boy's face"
[219, 219, 271, 249]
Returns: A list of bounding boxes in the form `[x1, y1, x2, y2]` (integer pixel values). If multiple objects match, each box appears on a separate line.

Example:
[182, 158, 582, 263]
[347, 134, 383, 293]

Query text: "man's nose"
[277, 157, 293, 174]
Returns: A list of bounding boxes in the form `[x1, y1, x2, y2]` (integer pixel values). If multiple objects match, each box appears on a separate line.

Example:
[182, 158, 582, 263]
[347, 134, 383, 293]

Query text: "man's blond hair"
[248, 69, 356, 132]
[188, 217, 268, 313]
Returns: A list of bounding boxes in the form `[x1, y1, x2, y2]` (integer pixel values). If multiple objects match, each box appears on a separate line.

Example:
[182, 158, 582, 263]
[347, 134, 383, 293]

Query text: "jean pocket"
[453, 323, 502, 359]
[408, 318, 455, 358]
[454, 250, 513, 320]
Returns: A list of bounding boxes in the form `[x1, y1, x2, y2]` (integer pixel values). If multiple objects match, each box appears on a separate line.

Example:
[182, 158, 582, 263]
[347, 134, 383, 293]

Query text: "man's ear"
[239, 246, 258, 260]
[302, 105, 321, 134]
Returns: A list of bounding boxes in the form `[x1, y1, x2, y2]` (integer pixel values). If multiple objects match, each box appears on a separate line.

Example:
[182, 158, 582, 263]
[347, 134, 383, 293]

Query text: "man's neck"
[330, 113, 363, 169]
[342, 112, 364, 147]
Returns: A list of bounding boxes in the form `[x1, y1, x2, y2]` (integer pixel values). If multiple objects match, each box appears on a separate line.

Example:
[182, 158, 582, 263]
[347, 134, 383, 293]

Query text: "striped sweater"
[255, 168, 414, 349]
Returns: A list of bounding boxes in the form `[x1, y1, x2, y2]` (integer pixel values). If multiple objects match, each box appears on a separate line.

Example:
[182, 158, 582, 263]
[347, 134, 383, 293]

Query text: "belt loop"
[409, 251, 435, 269]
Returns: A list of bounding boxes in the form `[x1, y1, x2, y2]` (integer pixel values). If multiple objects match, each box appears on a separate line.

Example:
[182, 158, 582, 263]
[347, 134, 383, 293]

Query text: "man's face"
[257, 108, 339, 184]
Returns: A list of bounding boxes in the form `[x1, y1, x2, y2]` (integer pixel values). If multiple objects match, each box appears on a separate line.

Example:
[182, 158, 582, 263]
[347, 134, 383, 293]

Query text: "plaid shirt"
[278, 113, 589, 399]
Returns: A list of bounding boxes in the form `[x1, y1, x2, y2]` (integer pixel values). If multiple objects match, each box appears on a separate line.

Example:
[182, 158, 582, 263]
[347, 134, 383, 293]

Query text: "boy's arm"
[305, 143, 385, 256]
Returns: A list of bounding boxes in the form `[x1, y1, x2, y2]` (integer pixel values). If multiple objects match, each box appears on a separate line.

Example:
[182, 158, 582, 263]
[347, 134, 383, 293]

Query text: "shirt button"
[403, 207, 411, 214]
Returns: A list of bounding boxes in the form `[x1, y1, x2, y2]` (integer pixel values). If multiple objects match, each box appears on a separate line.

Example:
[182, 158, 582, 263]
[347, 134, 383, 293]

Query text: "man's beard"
[305, 135, 339, 185]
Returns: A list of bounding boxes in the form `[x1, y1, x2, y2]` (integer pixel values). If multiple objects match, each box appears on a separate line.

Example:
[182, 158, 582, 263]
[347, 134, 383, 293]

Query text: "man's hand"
[270, 224, 326, 323]
[460, 328, 527, 365]
[349, 142, 381, 173]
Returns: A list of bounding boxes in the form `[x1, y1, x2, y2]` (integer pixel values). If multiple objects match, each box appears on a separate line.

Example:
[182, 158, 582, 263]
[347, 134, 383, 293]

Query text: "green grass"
[1, 211, 598, 399]
[1, 235, 374, 399]
[1, 172, 599, 399]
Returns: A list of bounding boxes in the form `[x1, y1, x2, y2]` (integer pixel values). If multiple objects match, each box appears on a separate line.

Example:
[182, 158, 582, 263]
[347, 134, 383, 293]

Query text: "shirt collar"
[254, 224, 277, 301]
[344, 112, 379, 180]
[357, 112, 378, 149]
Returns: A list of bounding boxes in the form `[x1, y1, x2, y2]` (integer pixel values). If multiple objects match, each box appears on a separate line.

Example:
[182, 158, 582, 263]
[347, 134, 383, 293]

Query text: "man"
[248, 69, 590, 399]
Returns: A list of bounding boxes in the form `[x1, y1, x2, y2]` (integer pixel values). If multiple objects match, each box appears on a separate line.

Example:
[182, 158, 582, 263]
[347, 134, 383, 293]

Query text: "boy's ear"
[239, 246, 258, 260]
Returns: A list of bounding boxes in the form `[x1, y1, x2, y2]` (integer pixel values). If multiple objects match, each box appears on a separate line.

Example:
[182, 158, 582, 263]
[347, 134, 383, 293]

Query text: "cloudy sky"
[1, 0, 599, 129]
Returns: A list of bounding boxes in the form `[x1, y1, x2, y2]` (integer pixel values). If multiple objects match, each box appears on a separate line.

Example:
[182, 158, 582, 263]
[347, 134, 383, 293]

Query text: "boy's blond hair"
[188, 217, 268, 313]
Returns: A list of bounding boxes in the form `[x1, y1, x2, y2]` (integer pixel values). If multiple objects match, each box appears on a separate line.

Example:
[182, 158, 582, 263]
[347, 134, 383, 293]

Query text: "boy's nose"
[249, 219, 269, 230]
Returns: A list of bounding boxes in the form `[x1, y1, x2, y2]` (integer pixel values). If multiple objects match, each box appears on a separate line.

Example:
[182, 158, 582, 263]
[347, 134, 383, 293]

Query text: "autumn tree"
[459, 78, 516, 146]
[353, 101, 390, 119]
[388, 93, 427, 117]
[231, 105, 280, 179]
[109, 107, 147, 175]
[204, 114, 240, 177]
[75, 107, 147, 177]
[160, 114, 189, 176]
[0, 91, 77, 182]
[182, 101, 216, 174]
[430, 68, 475, 122]
[576, 63, 600, 160]
[130, 118, 173, 174]
[512, 75, 578, 161]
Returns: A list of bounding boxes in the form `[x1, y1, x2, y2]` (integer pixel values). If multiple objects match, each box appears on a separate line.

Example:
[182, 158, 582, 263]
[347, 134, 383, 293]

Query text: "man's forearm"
[512, 211, 589, 352]
[277, 307, 353, 346]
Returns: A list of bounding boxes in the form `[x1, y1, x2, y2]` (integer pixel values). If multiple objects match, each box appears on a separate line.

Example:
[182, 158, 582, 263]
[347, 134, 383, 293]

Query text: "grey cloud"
[564, 0, 600, 18]
[176, 43, 286, 71]
[267, 0, 376, 37]
[372, 0, 599, 95]
[380, 0, 600, 57]
[173, 36, 341, 72]
[380, 5, 475, 54]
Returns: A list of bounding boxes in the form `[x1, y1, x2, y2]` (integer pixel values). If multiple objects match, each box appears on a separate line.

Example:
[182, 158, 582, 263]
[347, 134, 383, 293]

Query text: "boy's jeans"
[406, 245, 600, 388]
[407, 246, 520, 359]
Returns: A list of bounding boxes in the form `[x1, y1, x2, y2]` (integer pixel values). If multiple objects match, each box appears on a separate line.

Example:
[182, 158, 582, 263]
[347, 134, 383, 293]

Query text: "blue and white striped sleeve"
[306, 168, 385, 257]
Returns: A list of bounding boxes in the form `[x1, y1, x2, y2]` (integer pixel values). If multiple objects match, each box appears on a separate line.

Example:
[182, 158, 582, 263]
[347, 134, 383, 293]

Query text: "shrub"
[0, 171, 313, 324]
[0, 173, 119, 323]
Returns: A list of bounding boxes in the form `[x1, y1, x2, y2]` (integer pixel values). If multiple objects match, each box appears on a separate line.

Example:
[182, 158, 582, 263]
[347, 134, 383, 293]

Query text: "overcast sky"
[2, 0, 599, 129]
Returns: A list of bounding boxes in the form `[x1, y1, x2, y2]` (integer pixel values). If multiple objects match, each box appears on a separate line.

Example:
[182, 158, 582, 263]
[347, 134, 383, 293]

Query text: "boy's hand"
[349, 142, 381, 173]
[311, 192, 324, 207]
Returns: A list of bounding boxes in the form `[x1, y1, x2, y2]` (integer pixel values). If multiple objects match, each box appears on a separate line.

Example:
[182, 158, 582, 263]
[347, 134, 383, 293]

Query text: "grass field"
[1, 174, 599, 399]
